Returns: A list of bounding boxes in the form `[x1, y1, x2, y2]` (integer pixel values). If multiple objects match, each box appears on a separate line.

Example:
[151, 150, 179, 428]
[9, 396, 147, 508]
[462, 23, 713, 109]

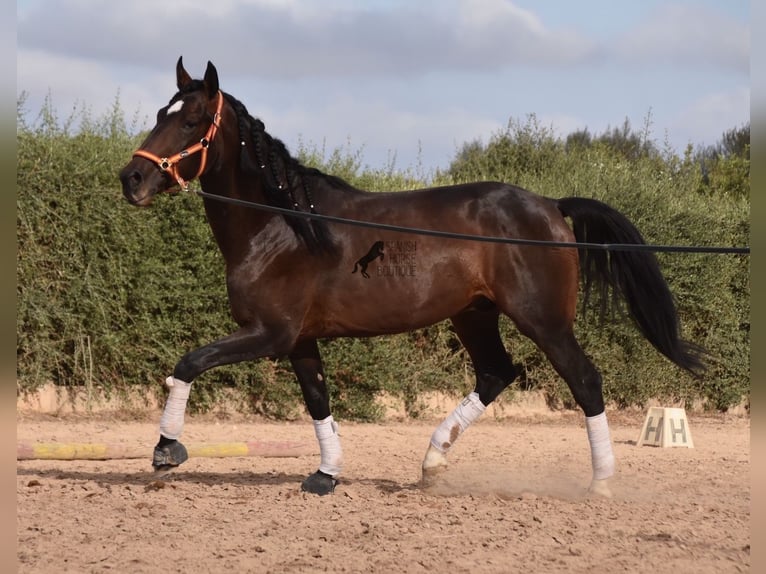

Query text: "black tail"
[557, 197, 706, 376]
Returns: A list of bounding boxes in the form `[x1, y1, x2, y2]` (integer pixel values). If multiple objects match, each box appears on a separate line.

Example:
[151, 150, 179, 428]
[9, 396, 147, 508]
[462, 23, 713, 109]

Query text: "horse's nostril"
[120, 169, 143, 191]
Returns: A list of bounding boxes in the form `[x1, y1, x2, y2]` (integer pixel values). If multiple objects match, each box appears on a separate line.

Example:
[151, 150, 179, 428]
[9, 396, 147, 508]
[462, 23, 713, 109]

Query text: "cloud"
[16, 0, 749, 170]
[453, 0, 597, 68]
[670, 86, 750, 147]
[17, 49, 166, 130]
[17, 0, 597, 80]
[258, 94, 503, 172]
[613, 3, 749, 74]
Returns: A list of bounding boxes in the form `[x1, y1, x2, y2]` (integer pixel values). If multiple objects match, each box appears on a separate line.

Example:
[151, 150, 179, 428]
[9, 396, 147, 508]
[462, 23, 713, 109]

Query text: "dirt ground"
[17, 410, 749, 573]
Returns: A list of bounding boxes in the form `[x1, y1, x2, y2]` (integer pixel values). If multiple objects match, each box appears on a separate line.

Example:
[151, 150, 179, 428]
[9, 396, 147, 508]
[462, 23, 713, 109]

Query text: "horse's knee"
[474, 363, 518, 405]
[301, 381, 331, 420]
[173, 350, 205, 383]
[173, 361, 193, 383]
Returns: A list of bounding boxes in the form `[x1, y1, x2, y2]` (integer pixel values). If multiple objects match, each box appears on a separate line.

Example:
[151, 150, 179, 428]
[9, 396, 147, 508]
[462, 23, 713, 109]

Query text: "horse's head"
[119, 57, 224, 206]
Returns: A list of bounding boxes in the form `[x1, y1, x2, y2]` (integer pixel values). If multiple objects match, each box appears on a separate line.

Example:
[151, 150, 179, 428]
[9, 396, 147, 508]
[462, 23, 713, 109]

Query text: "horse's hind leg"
[530, 327, 615, 497]
[289, 339, 341, 496]
[422, 309, 518, 482]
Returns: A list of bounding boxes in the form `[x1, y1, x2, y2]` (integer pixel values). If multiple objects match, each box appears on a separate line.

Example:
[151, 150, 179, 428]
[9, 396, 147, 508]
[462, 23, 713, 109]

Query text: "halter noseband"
[132, 90, 224, 192]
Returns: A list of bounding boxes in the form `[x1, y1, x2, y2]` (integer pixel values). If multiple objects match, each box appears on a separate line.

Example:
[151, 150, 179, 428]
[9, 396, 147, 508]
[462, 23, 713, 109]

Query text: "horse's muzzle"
[119, 162, 163, 206]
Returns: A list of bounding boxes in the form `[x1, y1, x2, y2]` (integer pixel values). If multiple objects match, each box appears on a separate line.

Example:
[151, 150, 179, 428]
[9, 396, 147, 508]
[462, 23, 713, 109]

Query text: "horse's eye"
[183, 120, 198, 130]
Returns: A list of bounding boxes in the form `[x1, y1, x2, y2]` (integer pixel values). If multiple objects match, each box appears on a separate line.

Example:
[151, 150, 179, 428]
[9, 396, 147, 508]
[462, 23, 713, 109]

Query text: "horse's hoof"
[587, 478, 613, 499]
[152, 441, 188, 472]
[301, 470, 337, 496]
[421, 462, 450, 487]
[421, 444, 448, 486]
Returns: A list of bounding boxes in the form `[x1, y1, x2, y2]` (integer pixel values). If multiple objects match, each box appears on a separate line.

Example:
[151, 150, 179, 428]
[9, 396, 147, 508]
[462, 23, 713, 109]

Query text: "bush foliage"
[17, 100, 750, 418]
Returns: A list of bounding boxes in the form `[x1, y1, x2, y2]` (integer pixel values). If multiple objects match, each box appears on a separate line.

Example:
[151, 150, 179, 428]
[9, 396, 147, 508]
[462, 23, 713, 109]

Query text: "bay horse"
[119, 58, 704, 498]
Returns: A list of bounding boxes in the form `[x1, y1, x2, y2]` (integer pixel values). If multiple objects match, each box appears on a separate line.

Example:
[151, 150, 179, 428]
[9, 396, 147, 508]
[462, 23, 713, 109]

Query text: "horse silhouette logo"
[352, 241, 385, 278]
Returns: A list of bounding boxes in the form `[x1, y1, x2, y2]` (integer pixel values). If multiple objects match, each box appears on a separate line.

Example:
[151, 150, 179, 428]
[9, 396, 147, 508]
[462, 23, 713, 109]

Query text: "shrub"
[17, 101, 749, 417]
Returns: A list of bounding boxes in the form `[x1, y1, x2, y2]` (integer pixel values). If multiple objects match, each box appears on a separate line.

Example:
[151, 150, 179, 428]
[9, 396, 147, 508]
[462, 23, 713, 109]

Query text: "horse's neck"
[200, 171, 276, 265]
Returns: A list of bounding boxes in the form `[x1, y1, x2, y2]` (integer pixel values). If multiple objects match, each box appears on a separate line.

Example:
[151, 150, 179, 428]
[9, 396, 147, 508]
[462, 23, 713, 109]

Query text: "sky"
[16, 0, 750, 174]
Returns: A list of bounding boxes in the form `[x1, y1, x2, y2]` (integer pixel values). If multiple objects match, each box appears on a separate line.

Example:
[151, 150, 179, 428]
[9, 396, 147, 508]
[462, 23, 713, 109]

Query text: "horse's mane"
[220, 92, 344, 254]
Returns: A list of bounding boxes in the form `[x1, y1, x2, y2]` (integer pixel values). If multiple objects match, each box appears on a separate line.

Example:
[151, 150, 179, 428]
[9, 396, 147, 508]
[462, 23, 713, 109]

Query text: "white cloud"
[670, 86, 750, 147]
[455, 0, 596, 67]
[17, 49, 164, 130]
[258, 95, 502, 172]
[614, 3, 749, 73]
[459, 0, 544, 34]
[16, 0, 749, 170]
[17, 0, 596, 80]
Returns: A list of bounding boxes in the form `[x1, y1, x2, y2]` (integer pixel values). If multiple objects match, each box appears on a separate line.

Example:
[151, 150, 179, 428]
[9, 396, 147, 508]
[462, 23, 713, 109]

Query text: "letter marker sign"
[636, 407, 694, 448]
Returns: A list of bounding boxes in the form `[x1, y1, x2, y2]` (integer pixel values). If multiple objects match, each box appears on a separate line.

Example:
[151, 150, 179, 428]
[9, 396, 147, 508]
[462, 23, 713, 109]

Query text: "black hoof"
[301, 470, 337, 496]
[152, 440, 188, 472]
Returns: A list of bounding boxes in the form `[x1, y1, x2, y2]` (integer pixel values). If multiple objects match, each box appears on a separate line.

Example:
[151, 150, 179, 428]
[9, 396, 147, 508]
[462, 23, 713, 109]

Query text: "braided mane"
[221, 92, 340, 254]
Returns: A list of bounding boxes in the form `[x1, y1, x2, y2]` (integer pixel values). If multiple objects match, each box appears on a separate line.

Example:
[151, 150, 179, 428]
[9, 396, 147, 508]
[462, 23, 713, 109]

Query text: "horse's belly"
[307, 273, 482, 337]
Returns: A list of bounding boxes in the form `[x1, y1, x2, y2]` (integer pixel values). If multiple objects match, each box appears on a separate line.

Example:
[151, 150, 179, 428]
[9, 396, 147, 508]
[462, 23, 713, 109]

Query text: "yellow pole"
[17, 440, 316, 460]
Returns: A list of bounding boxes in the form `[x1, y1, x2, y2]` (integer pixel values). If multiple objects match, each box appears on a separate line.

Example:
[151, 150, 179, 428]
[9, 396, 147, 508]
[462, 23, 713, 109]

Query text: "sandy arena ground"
[17, 411, 749, 573]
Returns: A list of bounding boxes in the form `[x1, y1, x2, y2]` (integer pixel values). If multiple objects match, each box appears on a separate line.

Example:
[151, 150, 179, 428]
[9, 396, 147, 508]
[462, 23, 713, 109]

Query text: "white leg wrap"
[586, 411, 615, 481]
[313, 415, 343, 477]
[429, 392, 486, 454]
[159, 376, 192, 440]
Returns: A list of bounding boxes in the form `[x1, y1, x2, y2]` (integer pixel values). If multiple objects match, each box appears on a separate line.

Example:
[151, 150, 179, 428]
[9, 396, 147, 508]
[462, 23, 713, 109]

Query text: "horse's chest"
[224, 255, 309, 323]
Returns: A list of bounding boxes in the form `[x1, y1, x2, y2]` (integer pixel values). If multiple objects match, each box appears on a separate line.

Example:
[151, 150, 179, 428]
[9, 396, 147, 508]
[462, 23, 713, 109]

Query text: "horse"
[119, 58, 704, 498]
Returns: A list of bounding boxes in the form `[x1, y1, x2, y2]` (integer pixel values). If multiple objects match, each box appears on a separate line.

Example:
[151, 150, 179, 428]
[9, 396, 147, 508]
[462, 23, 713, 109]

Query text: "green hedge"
[16, 104, 750, 418]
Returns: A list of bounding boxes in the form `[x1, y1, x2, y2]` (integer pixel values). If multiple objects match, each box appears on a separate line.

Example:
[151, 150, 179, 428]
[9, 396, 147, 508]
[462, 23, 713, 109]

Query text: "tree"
[565, 128, 592, 152]
[718, 123, 750, 160]
[695, 123, 750, 198]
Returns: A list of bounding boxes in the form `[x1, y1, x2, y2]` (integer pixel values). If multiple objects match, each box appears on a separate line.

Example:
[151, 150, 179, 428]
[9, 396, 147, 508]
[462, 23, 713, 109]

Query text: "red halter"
[132, 90, 224, 192]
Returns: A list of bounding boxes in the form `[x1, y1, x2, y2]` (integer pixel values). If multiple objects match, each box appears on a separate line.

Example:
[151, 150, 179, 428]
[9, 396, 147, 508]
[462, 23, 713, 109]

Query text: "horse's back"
[348, 181, 570, 240]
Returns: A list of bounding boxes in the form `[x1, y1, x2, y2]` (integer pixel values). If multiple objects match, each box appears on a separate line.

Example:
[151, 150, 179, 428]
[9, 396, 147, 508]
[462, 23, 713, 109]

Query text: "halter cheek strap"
[132, 90, 224, 192]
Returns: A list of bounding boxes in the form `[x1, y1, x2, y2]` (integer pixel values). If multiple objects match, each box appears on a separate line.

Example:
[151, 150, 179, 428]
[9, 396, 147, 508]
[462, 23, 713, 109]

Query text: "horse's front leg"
[289, 339, 342, 496]
[153, 325, 294, 472]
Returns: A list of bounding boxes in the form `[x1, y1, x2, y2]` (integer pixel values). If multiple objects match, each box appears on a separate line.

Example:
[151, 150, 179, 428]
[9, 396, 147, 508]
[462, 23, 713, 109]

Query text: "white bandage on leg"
[313, 415, 343, 477]
[429, 391, 486, 453]
[159, 376, 192, 440]
[586, 411, 615, 481]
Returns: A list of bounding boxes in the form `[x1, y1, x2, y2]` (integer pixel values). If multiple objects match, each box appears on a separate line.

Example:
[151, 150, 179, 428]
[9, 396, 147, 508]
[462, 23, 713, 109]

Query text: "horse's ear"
[176, 56, 193, 90]
[203, 61, 219, 97]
